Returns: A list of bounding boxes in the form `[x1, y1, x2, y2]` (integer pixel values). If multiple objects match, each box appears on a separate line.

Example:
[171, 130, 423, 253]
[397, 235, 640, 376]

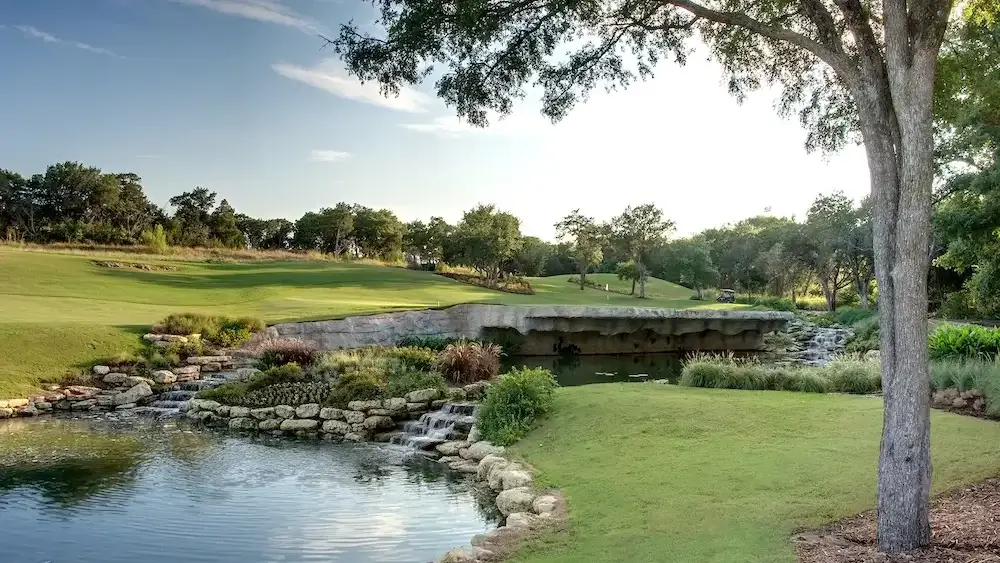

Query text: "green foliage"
[680, 356, 881, 395]
[329, 369, 385, 405]
[140, 225, 169, 254]
[397, 335, 458, 351]
[196, 381, 249, 404]
[434, 340, 502, 385]
[833, 307, 877, 326]
[256, 339, 319, 370]
[152, 313, 265, 346]
[246, 362, 305, 392]
[939, 290, 977, 320]
[929, 324, 1000, 361]
[240, 381, 337, 408]
[930, 359, 1000, 418]
[845, 315, 881, 354]
[476, 367, 558, 446]
[795, 298, 831, 312]
[734, 295, 797, 312]
[384, 346, 438, 371]
[445, 204, 523, 281]
[386, 369, 447, 398]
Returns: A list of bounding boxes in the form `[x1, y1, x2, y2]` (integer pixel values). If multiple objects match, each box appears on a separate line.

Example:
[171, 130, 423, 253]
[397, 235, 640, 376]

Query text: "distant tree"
[554, 209, 605, 290]
[353, 207, 404, 260]
[260, 218, 294, 250]
[544, 242, 578, 276]
[210, 199, 246, 248]
[804, 192, 860, 311]
[615, 259, 641, 295]
[511, 236, 552, 277]
[292, 204, 354, 254]
[654, 239, 719, 298]
[236, 214, 268, 249]
[610, 204, 674, 298]
[169, 187, 216, 247]
[451, 204, 522, 280]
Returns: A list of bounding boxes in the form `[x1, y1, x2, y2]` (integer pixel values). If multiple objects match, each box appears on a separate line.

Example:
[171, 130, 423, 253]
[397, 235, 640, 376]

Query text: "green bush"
[397, 335, 458, 351]
[257, 339, 319, 370]
[386, 369, 446, 398]
[476, 367, 558, 446]
[845, 315, 881, 354]
[241, 381, 336, 407]
[385, 347, 438, 371]
[825, 358, 882, 394]
[140, 224, 169, 254]
[329, 369, 385, 405]
[734, 296, 797, 312]
[246, 362, 305, 392]
[929, 323, 1000, 361]
[152, 313, 265, 345]
[930, 359, 1000, 418]
[434, 340, 502, 385]
[834, 307, 877, 326]
[680, 356, 880, 395]
[765, 368, 831, 393]
[795, 298, 830, 311]
[939, 290, 977, 320]
[197, 381, 249, 404]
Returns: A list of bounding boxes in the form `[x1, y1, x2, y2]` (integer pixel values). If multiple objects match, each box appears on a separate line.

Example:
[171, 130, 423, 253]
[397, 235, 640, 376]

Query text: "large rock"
[321, 420, 351, 434]
[229, 406, 251, 418]
[477, 455, 507, 481]
[438, 547, 494, 563]
[274, 405, 296, 419]
[487, 459, 512, 490]
[280, 419, 319, 432]
[229, 417, 257, 430]
[258, 418, 281, 431]
[495, 487, 536, 516]
[152, 370, 176, 385]
[92, 365, 111, 376]
[173, 365, 201, 376]
[113, 382, 152, 406]
[215, 405, 231, 416]
[344, 410, 365, 424]
[103, 373, 129, 385]
[296, 403, 320, 418]
[383, 397, 407, 414]
[2, 398, 29, 408]
[63, 386, 101, 400]
[461, 441, 504, 461]
[0, 408, 13, 419]
[532, 495, 559, 516]
[449, 459, 480, 473]
[347, 400, 382, 412]
[250, 407, 275, 420]
[500, 467, 533, 490]
[186, 355, 232, 366]
[188, 399, 221, 412]
[405, 388, 441, 403]
[436, 441, 468, 456]
[319, 407, 345, 420]
[363, 415, 395, 431]
[124, 376, 154, 387]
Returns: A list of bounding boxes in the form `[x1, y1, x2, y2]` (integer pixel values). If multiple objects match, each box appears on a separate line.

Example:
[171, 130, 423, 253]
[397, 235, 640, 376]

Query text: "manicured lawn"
[511, 384, 1000, 563]
[0, 249, 745, 397]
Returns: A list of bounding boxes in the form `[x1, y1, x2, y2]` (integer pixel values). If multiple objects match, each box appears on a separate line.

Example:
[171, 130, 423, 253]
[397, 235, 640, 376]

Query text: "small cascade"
[392, 403, 477, 450]
[159, 390, 197, 401]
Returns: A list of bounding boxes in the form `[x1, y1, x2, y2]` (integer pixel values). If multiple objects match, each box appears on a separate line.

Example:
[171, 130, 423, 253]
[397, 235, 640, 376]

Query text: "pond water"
[505, 354, 685, 386]
[0, 417, 498, 563]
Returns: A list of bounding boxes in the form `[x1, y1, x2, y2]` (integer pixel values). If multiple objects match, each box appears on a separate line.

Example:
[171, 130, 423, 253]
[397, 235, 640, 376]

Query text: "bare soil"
[796, 479, 1000, 562]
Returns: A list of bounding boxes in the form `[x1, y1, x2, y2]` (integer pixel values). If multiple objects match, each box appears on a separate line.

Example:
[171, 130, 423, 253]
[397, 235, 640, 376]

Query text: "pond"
[0, 417, 499, 563]
[506, 353, 685, 386]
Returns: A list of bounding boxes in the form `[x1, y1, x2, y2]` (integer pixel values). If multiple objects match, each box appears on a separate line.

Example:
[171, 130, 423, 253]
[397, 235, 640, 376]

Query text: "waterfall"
[392, 403, 477, 450]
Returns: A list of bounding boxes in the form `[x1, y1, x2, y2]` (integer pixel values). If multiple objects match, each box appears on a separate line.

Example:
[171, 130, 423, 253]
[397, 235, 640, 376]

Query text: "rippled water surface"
[0, 417, 498, 563]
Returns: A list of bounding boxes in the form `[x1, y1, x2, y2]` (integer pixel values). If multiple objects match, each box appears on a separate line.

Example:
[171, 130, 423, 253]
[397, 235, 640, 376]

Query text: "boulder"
[532, 495, 559, 516]
[229, 406, 251, 418]
[274, 405, 296, 419]
[3, 398, 29, 408]
[186, 355, 232, 366]
[973, 398, 986, 412]
[258, 418, 281, 431]
[229, 417, 257, 430]
[63, 386, 101, 399]
[501, 467, 533, 490]
[348, 400, 382, 412]
[343, 432, 366, 442]
[406, 402, 428, 413]
[92, 365, 111, 376]
[430, 399, 447, 409]
[319, 407, 345, 420]
[103, 373, 129, 385]
[215, 405, 231, 416]
[251, 407, 275, 420]
[280, 419, 318, 432]
[367, 408, 392, 416]
[173, 365, 201, 376]
[462, 441, 504, 461]
[344, 410, 365, 424]
[72, 399, 98, 410]
[477, 455, 507, 481]
[202, 363, 222, 373]
[495, 487, 536, 516]
[487, 460, 512, 490]
[113, 382, 153, 406]
[124, 376, 154, 387]
[188, 398, 221, 412]
[0, 408, 13, 419]
[467, 425, 481, 443]
[463, 381, 491, 400]
[383, 397, 407, 414]
[321, 420, 351, 434]
[142, 333, 163, 342]
[449, 459, 480, 473]
[363, 415, 395, 431]
[16, 404, 38, 416]
[296, 403, 320, 418]
[152, 370, 176, 385]
[187, 410, 214, 422]
[115, 403, 136, 410]
[437, 547, 494, 563]
[96, 394, 116, 407]
[506, 512, 552, 530]
[436, 441, 468, 456]
[33, 401, 52, 411]
[161, 334, 188, 343]
[405, 388, 441, 403]
[445, 387, 467, 401]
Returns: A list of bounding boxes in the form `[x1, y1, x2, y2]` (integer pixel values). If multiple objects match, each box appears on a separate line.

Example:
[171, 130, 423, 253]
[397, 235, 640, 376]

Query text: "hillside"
[0, 248, 744, 398]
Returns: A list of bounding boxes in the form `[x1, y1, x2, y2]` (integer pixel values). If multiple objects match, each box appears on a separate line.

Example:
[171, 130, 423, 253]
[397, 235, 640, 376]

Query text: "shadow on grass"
[67, 324, 147, 373]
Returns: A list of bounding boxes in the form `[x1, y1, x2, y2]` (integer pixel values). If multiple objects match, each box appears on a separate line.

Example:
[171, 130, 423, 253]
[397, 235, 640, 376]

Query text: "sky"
[0, 0, 872, 240]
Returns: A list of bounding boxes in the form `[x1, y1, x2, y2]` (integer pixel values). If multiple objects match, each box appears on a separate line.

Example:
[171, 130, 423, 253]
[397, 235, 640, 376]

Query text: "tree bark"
[580, 269, 587, 290]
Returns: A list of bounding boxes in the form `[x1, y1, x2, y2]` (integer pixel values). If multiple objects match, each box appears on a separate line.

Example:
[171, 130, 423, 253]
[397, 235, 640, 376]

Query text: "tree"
[615, 259, 641, 295]
[211, 199, 245, 248]
[654, 238, 719, 298]
[804, 192, 858, 311]
[610, 205, 674, 298]
[292, 204, 354, 254]
[353, 207, 405, 260]
[555, 209, 605, 289]
[451, 204, 523, 280]
[169, 188, 216, 247]
[330, 0, 957, 548]
[511, 236, 552, 276]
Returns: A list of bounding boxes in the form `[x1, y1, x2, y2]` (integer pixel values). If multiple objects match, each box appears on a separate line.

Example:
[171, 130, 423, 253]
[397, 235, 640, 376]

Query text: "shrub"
[397, 335, 457, 351]
[930, 359, 1000, 418]
[475, 367, 558, 446]
[929, 324, 1000, 361]
[834, 307, 877, 326]
[240, 381, 336, 408]
[385, 347, 438, 371]
[825, 358, 882, 394]
[680, 356, 879, 395]
[140, 224, 169, 254]
[197, 381, 249, 404]
[795, 298, 830, 311]
[434, 340, 502, 385]
[845, 315, 881, 354]
[939, 290, 977, 320]
[246, 362, 305, 392]
[734, 296, 797, 312]
[142, 350, 180, 370]
[329, 369, 385, 405]
[152, 313, 265, 346]
[95, 351, 142, 370]
[436, 271, 535, 295]
[257, 339, 319, 370]
[386, 369, 447, 398]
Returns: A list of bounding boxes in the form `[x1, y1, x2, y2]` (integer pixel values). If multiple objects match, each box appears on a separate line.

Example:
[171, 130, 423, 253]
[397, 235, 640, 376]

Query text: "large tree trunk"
[579, 269, 587, 290]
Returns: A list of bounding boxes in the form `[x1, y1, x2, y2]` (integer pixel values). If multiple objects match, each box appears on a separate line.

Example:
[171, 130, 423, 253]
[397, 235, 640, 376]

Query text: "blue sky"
[0, 0, 871, 240]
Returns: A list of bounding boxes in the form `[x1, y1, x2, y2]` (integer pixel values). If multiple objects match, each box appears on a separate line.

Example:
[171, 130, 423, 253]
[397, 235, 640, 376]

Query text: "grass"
[510, 384, 1000, 563]
[0, 248, 748, 398]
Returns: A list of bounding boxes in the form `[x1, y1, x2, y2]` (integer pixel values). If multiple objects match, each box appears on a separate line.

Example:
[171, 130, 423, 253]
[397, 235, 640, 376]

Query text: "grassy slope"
[0, 249, 741, 397]
[511, 385, 1000, 563]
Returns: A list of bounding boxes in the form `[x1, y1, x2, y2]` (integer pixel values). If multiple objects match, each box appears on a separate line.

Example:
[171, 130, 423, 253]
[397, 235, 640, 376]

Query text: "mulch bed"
[435, 272, 535, 295]
[796, 479, 1000, 562]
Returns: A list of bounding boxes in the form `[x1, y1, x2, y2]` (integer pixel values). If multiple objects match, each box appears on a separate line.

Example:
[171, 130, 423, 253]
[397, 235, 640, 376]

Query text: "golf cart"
[717, 289, 736, 303]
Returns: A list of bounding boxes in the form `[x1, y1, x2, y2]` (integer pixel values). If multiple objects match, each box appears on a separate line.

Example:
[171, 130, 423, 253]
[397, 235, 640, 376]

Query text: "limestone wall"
[255, 304, 793, 355]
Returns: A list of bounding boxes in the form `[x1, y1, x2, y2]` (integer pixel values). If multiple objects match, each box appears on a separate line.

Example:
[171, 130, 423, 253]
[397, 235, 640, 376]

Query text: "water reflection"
[506, 353, 685, 385]
[0, 417, 498, 563]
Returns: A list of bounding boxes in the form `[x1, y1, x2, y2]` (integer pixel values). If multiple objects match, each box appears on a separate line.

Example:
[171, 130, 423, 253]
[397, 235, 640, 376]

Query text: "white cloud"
[136, 154, 161, 159]
[172, 0, 318, 34]
[400, 113, 547, 138]
[273, 60, 432, 112]
[11, 25, 123, 58]
[310, 150, 351, 162]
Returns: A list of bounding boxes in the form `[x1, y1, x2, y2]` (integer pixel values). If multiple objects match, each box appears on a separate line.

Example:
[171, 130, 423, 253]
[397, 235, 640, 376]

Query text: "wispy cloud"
[136, 154, 161, 159]
[401, 114, 544, 138]
[310, 150, 351, 162]
[172, 0, 318, 33]
[10, 25, 123, 58]
[273, 60, 432, 113]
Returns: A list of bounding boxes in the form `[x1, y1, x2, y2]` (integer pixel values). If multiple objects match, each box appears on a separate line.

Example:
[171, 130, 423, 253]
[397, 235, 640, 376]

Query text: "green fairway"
[509, 385, 1000, 563]
[0, 249, 742, 398]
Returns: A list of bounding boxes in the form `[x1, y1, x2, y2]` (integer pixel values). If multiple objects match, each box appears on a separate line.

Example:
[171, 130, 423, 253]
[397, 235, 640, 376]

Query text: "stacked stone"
[184, 387, 449, 441]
